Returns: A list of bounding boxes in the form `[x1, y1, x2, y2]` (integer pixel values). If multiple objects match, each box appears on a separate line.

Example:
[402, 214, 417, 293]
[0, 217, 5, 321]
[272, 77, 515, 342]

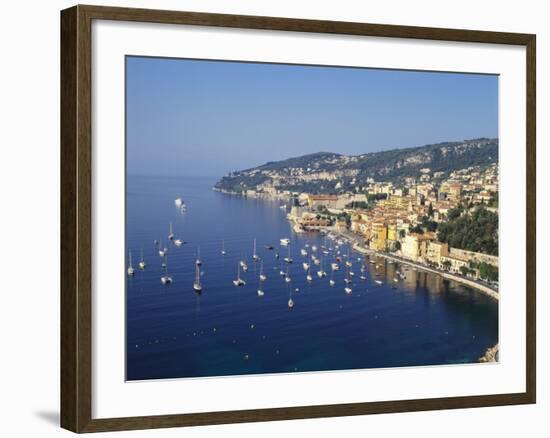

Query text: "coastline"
[478, 344, 499, 362]
[213, 189, 499, 301]
[332, 231, 500, 301]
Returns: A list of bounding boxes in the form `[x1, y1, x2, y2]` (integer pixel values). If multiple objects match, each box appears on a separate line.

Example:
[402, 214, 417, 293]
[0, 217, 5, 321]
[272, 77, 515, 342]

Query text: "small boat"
[252, 238, 260, 261]
[264, 244, 274, 250]
[285, 266, 291, 283]
[174, 238, 185, 247]
[331, 263, 339, 271]
[259, 262, 267, 282]
[375, 280, 383, 285]
[160, 256, 172, 284]
[195, 248, 202, 267]
[279, 269, 286, 276]
[302, 262, 310, 271]
[174, 197, 184, 207]
[322, 250, 329, 255]
[313, 257, 320, 266]
[221, 240, 226, 255]
[345, 260, 353, 268]
[127, 250, 135, 276]
[349, 271, 355, 277]
[344, 286, 353, 294]
[393, 278, 399, 283]
[138, 248, 146, 270]
[193, 264, 203, 293]
[168, 222, 174, 241]
[233, 263, 246, 287]
[360, 275, 367, 281]
[275, 251, 280, 259]
[329, 279, 336, 286]
[317, 270, 326, 278]
[257, 289, 265, 297]
[311, 245, 318, 252]
[280, 204, 287, 210]
[300, 248, 308, 257]
[280, 238, 290, 246]
[283, 246, 293, 264]
[306, 273, 313, 282]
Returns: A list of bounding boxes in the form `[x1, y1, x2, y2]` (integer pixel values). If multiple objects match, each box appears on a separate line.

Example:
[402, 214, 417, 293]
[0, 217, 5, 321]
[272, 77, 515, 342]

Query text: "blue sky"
[126, 56, 498, 177]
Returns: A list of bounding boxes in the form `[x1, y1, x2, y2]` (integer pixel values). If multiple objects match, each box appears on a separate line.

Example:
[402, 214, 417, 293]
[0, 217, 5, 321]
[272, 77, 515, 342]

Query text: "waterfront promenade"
[334, 229, 500, 301]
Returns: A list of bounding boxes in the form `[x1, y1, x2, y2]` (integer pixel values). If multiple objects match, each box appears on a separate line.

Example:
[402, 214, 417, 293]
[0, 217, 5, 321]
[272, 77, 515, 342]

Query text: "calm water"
[126, 175, 498, 380]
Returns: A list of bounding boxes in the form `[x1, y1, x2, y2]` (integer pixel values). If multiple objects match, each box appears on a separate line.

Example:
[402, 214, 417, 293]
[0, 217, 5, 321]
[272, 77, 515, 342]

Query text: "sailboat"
[252, 238, 260, 261]
[285, 266, 291, 283]
[300, 248, 308, 257]
[168, 222, 174, 241]
[158, 239, 166, 257]
[160, 255, 173, 284]
[193, 263, 203, 293]
[344, 265, 352, 294]
[195, 247, 202, 267]
[331, 262, 339, 271]
[306, 265, 313, 282]
[329, 269, 335, 286]
[233, 262, 246, 286]
[344, 266, 352, 284]
[288, 285, 294, 309]
[239, 257, 248, 272]
[257, 264, 265, 296]
[284, 245, 293, 264]
[127, 250, 135, 276]
[259, 262, 267, 282]
[221, 240, 226, 255]
[317, 256, 326, 278]
[138, 248, 146, 270]
[174, 238, 184, 247]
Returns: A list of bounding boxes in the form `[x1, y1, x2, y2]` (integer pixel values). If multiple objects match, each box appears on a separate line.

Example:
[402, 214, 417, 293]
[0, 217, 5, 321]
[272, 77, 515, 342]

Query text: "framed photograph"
[60, 5, 536, 433]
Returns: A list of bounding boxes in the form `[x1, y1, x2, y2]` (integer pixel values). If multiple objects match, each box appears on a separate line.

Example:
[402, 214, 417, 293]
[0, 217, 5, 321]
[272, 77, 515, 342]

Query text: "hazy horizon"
[126, 57, 498, 178]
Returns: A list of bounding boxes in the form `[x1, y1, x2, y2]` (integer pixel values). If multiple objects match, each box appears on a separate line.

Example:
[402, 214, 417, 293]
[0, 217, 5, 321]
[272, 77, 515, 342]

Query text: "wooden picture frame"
[61, 4, 536, 433]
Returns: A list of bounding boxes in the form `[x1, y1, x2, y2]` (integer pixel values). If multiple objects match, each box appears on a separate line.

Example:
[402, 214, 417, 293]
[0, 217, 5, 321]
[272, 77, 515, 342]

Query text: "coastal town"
[221, 158, 500, 295]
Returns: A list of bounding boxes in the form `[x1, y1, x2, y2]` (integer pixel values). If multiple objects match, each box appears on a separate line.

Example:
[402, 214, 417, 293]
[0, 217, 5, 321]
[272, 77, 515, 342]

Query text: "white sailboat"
[174, 239, 183, 247]
[193, 263, 203, 293]
[259, 262, 267, 282]
[284, 245, 293, 264]
[317, 256, 326, 278]
[221, 240, 226, 255]
[174, 197, 183, 207]
[300, 248, 308, 257]
[331, 262, 339, 271]
[158, 239, 166, 257]
[306, 263, 313, 282]
[138, 248, 146, 270]
[375, 280, 383, 285]
[285, 266, 291, 283]
[160, 256, 172, 284]
[240, 257, 248, 272]
[127, 250, 135, 276]
[329, 269, 335, 286]
[288, 286, 294, 309]
[233, 263, 246, 286]
[280, 238, 290, 246]
[252, 238, 260, 261]
[168, 222, 174, 241]
[302, 261, 310, 271]
[195, 247, 202, 267]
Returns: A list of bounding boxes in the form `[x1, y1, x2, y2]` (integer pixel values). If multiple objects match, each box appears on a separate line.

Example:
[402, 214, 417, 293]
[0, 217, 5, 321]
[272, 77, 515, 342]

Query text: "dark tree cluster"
[437, 206, 499, 255]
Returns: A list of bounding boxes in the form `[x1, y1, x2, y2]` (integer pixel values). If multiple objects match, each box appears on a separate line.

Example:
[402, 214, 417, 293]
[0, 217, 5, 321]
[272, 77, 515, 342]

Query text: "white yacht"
[127, 250, 135, 276]
[280, 238, 290, 246]
[233, 263, 246, 287]
[193, 264, 203, 293]
[138, 248, 146, 270]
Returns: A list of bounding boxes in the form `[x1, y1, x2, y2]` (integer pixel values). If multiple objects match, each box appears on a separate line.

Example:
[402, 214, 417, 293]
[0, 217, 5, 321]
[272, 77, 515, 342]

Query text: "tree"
[399, 229, 406, 239]
[437, 206, 498, 256]
[442, 260, 452, 271]
[428, 202, 434, 217]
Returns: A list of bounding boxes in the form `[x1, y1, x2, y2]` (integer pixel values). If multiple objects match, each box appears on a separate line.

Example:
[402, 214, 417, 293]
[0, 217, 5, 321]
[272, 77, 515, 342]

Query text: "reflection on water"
[126, 176, 498, 380]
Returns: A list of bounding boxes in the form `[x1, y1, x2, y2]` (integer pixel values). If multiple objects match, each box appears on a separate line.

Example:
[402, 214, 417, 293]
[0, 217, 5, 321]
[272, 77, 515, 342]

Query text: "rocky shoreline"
[478, 344, 499, 362]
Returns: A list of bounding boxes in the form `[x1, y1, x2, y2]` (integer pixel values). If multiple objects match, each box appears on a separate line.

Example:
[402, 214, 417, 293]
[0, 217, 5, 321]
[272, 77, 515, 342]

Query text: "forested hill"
[214, 138, 498, 194]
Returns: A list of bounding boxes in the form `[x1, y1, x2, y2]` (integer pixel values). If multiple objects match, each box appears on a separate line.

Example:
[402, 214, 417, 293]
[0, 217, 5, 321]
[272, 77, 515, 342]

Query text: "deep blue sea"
[126, 175, 498, 381]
